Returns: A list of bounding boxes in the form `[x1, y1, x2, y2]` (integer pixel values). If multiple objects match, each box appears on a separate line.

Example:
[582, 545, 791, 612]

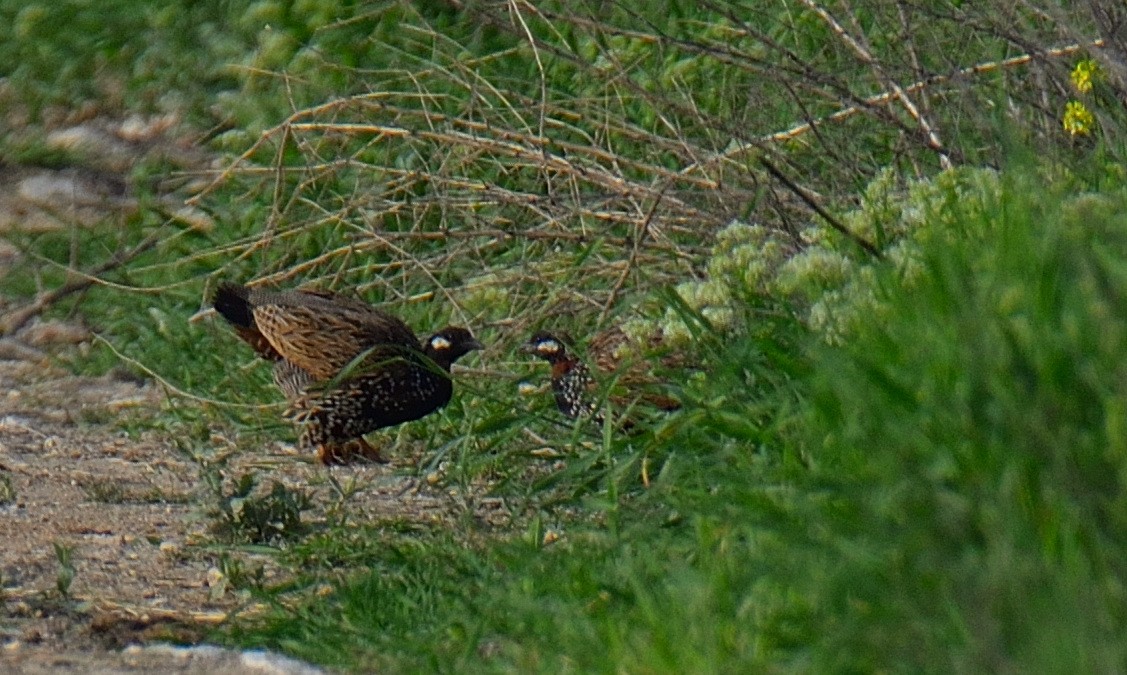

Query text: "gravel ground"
[0, 349, 464, 673]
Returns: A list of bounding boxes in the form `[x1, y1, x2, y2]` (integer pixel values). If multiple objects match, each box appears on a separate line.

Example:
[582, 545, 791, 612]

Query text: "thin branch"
[758, 158, 882, 260]
[800, 0, 951, 169]
[599, 185, 668, 325]
[687, 38, 1106, 174]
[94, 335, 282, 410]
[0, 230, 165, 336]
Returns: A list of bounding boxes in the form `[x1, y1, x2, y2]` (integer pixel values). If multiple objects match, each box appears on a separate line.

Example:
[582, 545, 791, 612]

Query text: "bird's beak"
[466, 338, 485, 352]
[518, 342, 537, 354]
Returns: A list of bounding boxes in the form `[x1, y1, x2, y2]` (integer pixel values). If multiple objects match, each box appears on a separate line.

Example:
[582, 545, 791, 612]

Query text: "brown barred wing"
[243, 288, 421, 380]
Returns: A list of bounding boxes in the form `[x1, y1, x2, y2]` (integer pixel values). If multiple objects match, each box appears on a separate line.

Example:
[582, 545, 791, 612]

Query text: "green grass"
[219, 171, 1127, 672]
[791, 178, 1127, 672]
[0, 472, 15, 507]
[3, 0, 1127, 672]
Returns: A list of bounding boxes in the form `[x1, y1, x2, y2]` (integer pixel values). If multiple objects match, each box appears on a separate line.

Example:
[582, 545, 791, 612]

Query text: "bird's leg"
[316, 439, 388, 465]
[317, 443, 348, 465]
[351, 437, 389, 464]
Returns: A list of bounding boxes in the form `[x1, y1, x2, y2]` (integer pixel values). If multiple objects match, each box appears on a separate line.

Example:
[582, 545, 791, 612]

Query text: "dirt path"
[0, 348, 460, 673]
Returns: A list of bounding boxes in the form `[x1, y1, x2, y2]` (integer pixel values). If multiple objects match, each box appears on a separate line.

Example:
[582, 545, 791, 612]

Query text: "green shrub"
[785, 176, 1127, 671]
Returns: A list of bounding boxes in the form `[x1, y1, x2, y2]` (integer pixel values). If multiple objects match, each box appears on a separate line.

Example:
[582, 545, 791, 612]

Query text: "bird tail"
[211, 283, 254, 328]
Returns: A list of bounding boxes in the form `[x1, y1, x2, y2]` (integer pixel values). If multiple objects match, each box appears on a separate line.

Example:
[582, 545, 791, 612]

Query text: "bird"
[211, 282, 482, 464]
[521, 328, 680, 427]
[521, 331, 599, 420]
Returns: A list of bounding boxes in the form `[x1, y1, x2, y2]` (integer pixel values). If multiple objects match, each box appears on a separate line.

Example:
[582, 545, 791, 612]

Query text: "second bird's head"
[521, 331, 570, 363]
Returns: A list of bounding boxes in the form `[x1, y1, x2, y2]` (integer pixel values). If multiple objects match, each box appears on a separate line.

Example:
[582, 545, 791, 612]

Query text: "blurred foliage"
[2, 1, 1127, 672]
[784, 176, 1127, 671]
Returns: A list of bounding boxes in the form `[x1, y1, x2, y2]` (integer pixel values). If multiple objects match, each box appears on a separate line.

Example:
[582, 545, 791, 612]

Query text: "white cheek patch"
[430, 335, 452, 351]
[538, 341, 560, 354]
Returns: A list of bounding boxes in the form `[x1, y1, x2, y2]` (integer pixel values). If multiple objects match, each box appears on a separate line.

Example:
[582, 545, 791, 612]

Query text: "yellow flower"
[1070, 59, 1100, 94]
[1063, 100, 1095, 136]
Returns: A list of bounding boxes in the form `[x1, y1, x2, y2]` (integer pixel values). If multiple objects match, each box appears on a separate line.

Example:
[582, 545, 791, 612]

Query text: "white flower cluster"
[649, 166, 1002, 345]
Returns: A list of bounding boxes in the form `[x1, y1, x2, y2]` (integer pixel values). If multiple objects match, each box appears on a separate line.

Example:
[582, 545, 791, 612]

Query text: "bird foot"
[317, 439, 389, 465]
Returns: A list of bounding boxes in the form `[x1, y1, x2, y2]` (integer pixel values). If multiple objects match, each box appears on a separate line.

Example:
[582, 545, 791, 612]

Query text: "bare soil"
[0, 348, 463, 673]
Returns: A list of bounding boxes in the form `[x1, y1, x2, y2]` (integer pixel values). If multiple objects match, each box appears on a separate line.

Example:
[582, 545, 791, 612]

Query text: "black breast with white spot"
[553, 360, 597, 419]
[288, 349, 455, 448]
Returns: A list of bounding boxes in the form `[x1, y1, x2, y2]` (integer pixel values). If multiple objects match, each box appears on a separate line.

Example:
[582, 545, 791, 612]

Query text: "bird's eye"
[430, 336, 452, 350]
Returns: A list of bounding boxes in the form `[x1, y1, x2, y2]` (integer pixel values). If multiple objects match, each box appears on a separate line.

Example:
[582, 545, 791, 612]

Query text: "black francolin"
[521, 331, 599, 419]
[522, 328, 680, 427]
[212, 283, 482, 464]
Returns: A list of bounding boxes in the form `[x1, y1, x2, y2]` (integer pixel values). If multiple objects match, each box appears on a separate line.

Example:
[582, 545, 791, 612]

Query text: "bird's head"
[424, 327, 484, 368]
[521, 331, 570, 363]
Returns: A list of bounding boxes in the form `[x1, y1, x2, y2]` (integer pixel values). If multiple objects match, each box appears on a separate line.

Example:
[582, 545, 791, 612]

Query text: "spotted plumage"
[522, 329, 680, 426]
[521, 331, 599, 419]
[212, 283, 482, 464]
